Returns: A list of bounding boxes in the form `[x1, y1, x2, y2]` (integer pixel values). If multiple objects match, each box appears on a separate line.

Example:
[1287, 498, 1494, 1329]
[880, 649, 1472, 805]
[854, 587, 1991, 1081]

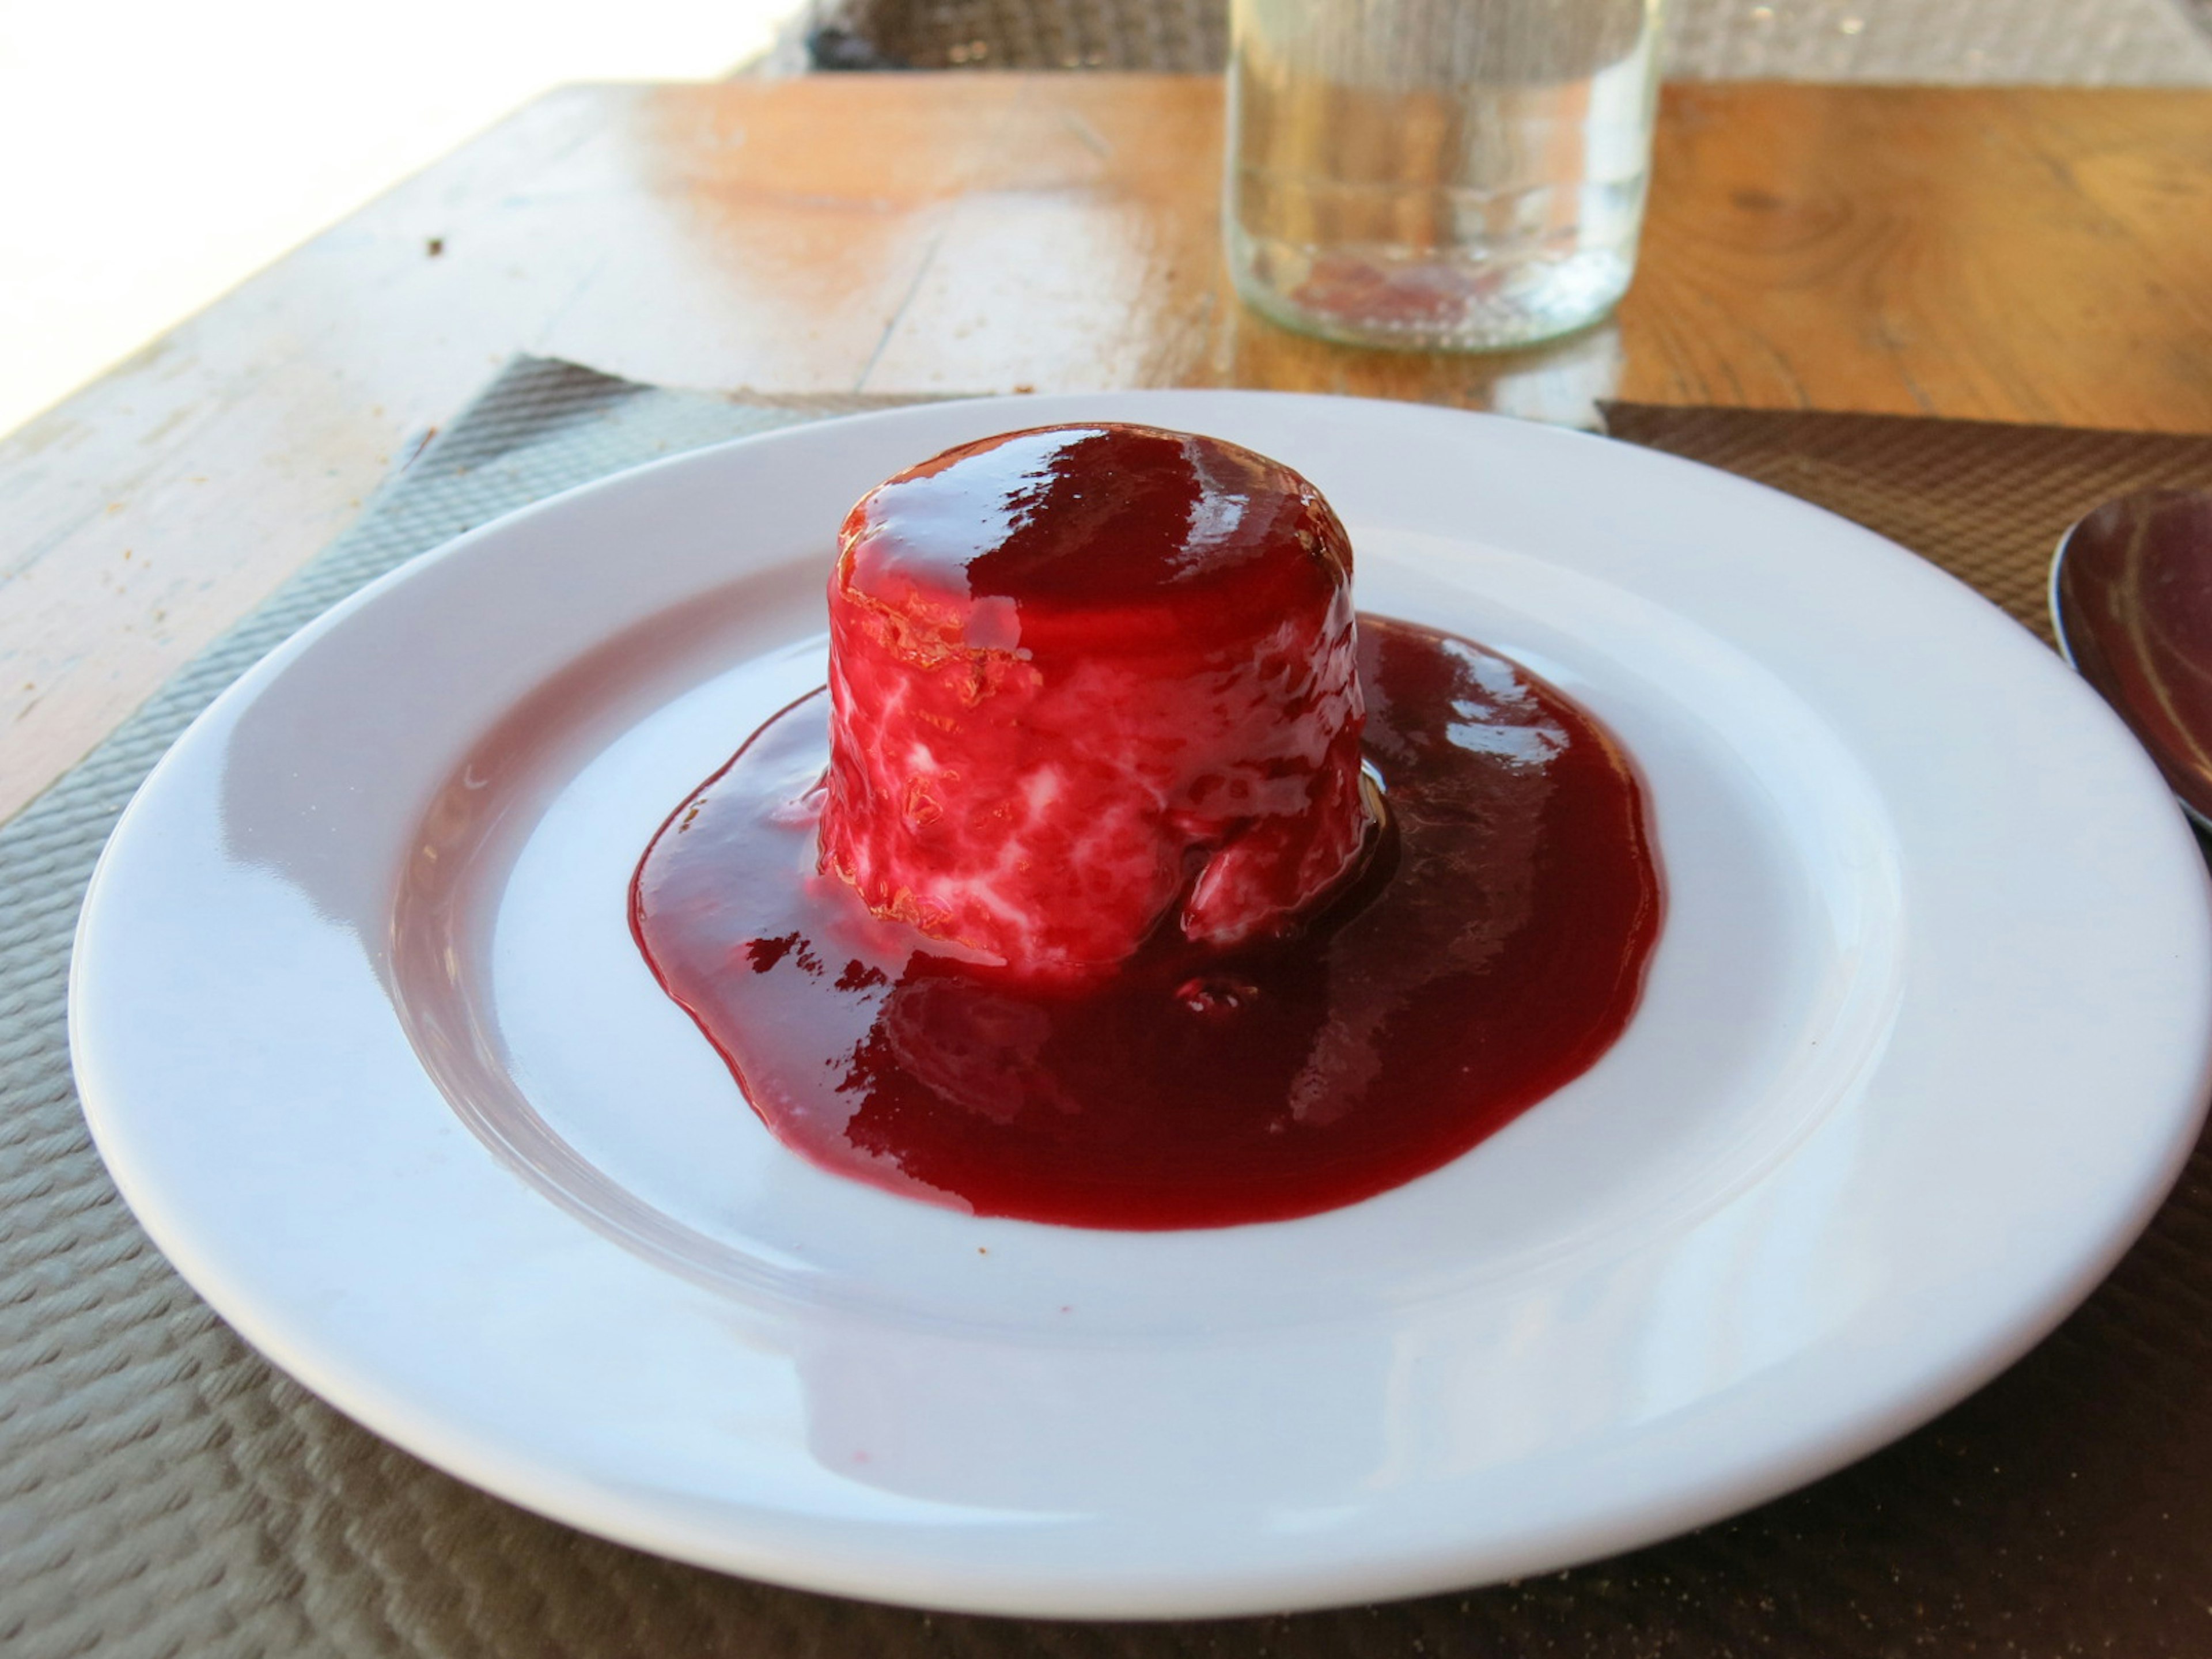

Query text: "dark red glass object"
[2053, 488, 2212, 825]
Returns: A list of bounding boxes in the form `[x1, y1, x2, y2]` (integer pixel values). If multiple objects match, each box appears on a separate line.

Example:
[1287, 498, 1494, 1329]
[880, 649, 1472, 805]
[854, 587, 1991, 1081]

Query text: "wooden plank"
[3, 77, 2210, 825]
[1627, 84, 2212, 426]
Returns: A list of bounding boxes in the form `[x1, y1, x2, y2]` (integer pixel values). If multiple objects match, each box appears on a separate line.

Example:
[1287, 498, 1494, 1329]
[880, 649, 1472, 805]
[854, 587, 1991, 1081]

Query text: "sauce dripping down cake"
[632, 423, 1662, 1228]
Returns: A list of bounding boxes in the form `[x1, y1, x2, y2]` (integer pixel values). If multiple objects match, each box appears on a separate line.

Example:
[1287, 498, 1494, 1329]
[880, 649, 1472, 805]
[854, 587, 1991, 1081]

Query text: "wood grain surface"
[5, 75, 2211, 826]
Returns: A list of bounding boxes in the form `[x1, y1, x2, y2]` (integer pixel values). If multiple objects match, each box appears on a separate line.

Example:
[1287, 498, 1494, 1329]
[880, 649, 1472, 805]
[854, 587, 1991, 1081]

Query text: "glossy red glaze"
[817, 425, 1372, 979]
[632, 616, 1662, 1230]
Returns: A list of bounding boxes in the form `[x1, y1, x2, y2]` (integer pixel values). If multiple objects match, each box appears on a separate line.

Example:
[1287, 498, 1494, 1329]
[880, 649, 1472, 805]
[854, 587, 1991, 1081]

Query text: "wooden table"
[5, 75, 2211, 827]
[8, 74, 2212, 1659]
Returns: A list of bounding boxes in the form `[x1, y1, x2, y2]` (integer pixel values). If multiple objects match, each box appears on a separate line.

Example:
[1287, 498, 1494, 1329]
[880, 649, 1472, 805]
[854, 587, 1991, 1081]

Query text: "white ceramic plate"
[71, 392, 2212, 1619]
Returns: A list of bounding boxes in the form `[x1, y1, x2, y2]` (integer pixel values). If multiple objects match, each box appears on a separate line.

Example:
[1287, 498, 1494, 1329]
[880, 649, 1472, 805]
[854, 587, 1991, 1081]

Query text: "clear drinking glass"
[1225, 0, 1666, 352]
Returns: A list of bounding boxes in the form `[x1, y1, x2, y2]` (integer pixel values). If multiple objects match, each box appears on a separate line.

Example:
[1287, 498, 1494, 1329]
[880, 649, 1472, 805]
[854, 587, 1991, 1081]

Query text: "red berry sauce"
[817, 424, 1374, 979]
[630, 614, 1661, 1230]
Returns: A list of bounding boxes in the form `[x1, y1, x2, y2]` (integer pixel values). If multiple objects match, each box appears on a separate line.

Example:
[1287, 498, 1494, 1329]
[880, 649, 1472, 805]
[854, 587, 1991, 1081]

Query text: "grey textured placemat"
[9, 361, 2212, 1657]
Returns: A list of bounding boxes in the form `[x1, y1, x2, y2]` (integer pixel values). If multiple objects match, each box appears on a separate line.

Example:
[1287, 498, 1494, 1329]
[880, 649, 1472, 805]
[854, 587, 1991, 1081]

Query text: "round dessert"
[819, 423, 1376, 978]
[631, 425, 1663, 1230]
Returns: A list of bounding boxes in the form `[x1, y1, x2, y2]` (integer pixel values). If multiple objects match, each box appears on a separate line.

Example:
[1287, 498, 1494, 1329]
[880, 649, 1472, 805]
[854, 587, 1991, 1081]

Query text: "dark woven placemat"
[7, 362, 2212, 1657]
[1601, 402, 2212, 647]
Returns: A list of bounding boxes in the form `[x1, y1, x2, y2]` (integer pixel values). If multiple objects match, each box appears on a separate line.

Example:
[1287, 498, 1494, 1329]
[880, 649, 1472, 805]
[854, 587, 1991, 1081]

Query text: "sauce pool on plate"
[630, 425, 1661, 1229]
